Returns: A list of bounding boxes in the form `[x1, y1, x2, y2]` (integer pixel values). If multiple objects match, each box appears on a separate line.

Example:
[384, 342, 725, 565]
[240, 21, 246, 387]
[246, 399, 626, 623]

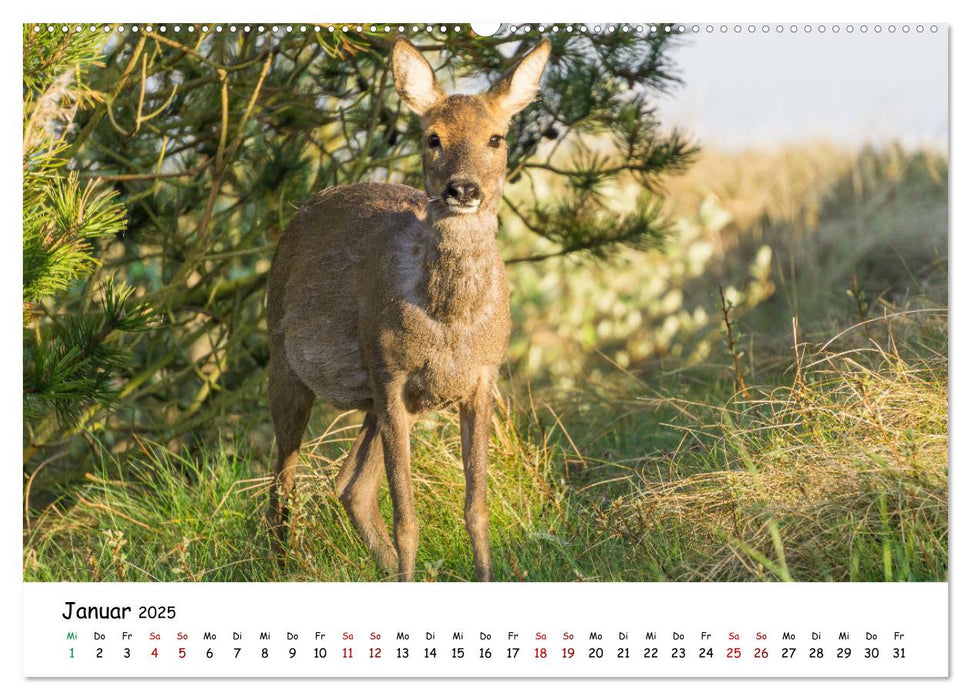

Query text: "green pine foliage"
[23, 26, 149, 437]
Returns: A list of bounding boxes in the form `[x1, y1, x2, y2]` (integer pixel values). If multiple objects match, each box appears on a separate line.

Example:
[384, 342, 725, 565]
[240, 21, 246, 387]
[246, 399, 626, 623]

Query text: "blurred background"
[22, 24, 948, 582]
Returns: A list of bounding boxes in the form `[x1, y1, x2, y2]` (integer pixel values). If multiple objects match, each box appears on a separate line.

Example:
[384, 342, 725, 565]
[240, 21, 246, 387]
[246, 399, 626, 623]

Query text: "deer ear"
[391, 37, 445, 115]
[488, 39, 551, 118]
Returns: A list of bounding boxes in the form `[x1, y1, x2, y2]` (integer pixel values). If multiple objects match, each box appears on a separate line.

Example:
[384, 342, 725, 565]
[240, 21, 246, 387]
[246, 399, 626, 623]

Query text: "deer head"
[391, 37, 551, 217]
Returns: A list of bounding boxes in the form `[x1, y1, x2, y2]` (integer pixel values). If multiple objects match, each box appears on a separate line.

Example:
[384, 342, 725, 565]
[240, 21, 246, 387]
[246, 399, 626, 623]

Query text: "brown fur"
[266, 37, 551, 581]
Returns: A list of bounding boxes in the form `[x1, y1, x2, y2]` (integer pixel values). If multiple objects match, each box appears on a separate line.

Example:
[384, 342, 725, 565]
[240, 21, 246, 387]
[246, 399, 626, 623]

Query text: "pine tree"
[23, 23, 695, 467]
[23, 26, 150, 458]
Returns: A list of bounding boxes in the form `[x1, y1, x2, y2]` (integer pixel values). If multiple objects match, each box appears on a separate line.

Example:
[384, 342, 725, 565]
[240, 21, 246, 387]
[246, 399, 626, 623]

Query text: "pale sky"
[653, 26, 949, 150]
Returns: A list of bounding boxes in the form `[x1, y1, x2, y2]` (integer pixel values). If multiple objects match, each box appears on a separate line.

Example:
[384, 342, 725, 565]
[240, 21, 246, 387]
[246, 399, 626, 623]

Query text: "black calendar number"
[617, 647, 629, 658]
[699, 647, 713, 658]
[424, 647, 437, 658]
[234, 647, 241, 658]
[123, 648, 130, 659]
[837, 647, 851, 658]
[507, 647, 519, 659]
[481, 647, 493, 659]
[138, 605, 176, 620]
[396, 648, 408, 659]
[865, 647, 879, 658]
[206, 648, 213, 658]
[96, 648, 102, 659]
[810, 647, 823, 658]
[781, 647, 796, 658]
[315, 647, 328, 659]
[893, 648, 906, 659]
[589, 647, 603, 658]
[451, 647, 464, 659]
[672, 647, 685, 658]
[289, 648, 297, 658]
[261, 647, 268, 658]
[643, 647, 658, 658]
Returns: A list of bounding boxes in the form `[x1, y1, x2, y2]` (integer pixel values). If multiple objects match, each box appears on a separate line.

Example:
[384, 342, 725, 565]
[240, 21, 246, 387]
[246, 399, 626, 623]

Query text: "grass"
[23, 309, 947, 582]
[23, 142, 949, 582]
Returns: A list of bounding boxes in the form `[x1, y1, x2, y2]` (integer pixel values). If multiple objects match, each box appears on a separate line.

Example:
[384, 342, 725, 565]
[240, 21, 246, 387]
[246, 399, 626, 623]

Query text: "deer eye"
[426, 133, 441, 149]
[488, 135, 503, 149]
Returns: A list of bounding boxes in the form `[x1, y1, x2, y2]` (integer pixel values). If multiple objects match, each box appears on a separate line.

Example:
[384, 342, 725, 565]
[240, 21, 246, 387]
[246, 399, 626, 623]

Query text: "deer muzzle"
[443, 179, 482, 214]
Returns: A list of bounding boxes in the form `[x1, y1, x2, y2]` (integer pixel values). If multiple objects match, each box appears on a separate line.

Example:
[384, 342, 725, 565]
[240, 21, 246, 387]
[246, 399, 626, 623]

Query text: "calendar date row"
[67, 644, 909, 661]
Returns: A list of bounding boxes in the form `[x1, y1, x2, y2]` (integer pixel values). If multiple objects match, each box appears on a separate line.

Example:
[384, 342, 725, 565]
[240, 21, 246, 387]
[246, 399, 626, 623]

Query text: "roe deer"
[266, 37, 552, 581]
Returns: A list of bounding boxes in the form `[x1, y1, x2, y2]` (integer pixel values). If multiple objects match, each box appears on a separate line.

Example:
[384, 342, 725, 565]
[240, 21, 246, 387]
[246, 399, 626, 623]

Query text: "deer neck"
[420, 210, 499, 323]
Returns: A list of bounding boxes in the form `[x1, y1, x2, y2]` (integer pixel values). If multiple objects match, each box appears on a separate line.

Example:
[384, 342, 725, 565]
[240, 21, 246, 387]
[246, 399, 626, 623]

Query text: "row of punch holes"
[32, 23, 940, 36]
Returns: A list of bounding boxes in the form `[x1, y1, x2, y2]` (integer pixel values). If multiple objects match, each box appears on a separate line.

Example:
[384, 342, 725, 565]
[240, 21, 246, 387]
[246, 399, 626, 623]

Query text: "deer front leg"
[378, 387, 418, 581]
[460, 372, 496, 581]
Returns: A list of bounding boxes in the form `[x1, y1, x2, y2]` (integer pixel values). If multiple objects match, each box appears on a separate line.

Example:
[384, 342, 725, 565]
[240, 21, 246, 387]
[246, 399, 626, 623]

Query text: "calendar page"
[19, 5, 952, 687]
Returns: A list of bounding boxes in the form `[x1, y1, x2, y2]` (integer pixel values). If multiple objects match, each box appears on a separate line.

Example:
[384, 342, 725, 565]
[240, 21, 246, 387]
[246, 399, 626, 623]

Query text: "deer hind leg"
[336, 412, 398, 576]
[267, 361, 314, 561]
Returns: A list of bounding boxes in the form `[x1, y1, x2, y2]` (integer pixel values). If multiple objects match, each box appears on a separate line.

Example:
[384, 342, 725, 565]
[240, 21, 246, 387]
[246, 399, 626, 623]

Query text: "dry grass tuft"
[596, 310, 948, 581]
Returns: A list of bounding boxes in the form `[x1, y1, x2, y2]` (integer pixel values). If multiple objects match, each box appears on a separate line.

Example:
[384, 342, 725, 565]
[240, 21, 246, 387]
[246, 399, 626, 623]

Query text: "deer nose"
[444, 180, 481, 205]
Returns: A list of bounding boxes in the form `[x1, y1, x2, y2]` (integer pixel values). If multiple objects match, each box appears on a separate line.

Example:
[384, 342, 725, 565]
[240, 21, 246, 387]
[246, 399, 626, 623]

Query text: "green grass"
[23, 406, 635, 582]
[23, 311, 947, 582]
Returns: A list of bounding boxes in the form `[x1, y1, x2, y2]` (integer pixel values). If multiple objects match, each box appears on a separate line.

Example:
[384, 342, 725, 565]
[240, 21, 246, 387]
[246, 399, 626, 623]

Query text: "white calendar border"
[4, 0, 963, 695]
